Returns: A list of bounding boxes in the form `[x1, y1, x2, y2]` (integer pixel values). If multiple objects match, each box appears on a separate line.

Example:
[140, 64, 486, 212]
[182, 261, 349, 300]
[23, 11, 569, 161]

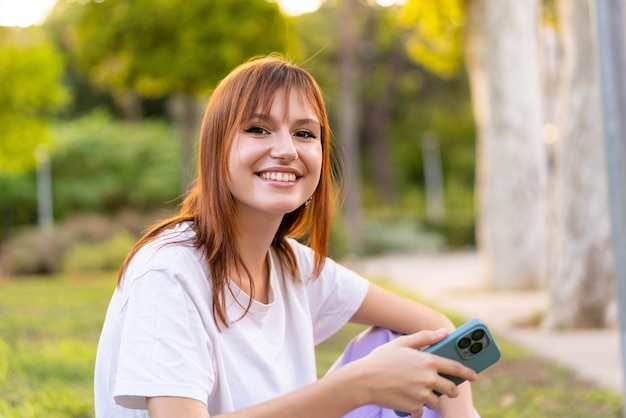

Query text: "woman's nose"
[270, 131, 298, 161]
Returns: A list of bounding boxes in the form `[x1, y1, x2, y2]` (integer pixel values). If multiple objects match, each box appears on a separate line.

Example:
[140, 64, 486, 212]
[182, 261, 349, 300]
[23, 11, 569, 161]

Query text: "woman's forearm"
[218, 361, 369, 418]
[440, 382, 475, 418]
[350, 282, 455, 334]
[148, 362, 371, 418]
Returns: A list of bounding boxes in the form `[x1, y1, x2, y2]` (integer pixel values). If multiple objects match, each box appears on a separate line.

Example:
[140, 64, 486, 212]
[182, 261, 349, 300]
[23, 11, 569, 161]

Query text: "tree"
[336, 0, 365, 254]
[294, 1, 410, 254]
[54, 0, 290, 189]
[359, 5, 407, 204]
[400, 0, 550, 287]
[0, 27, 68, 173]
[464, 0, 550, 289]
[399, 0, 464, 78]
[544, 0, 614, 328]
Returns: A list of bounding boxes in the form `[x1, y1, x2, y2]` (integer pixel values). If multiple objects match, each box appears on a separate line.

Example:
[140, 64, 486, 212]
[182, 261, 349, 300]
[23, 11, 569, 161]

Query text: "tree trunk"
[465, 0, 550, 289]
[337, 0, 364, 255]
[167, 93, 203, 193]
[112, 89, 143, 121]
[360, 9, 404, 204]
[544, 0, 615, 329]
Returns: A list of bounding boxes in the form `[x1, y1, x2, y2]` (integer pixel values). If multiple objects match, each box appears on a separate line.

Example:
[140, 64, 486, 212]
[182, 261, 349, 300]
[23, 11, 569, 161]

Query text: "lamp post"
[420, 131, 445, 222]
[591, 0, 626, 413]
[36, 144, 53, 232]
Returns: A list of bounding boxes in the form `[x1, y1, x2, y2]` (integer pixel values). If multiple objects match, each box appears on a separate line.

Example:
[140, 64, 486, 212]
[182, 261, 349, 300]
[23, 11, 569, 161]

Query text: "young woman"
[94, 55, 479, 418]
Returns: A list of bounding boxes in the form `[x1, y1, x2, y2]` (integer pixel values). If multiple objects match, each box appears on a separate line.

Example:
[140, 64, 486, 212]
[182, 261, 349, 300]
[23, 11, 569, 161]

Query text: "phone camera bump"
[470, 342, 483, 354]
[458, 337, 471, 349]
[457, 327, 491, 358]
[471, 329, 485, 341]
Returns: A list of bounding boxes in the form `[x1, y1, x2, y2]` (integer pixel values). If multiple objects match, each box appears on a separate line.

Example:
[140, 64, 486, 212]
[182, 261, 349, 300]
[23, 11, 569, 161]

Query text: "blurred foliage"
[0, 27, 68, 172]
[0, 0, 480, 255]
[400, 0, 465, 78]
[0, 228, 63, 276]
[62, 230, 136, 273]
[292, 1, 476, 250]
[0, 113, 180, 240]
[0, 211, 171, 276]
[542, 0, 558, 26]
[50, 112, 181, 216]
[51, 0, 292, 96]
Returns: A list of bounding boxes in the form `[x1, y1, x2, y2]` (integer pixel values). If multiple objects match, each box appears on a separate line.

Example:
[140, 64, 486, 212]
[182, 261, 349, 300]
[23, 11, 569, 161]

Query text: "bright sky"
[0, 0, 57, 27]
[0, 0, 406, 27]
[278, 0, 322, 16]
[278, 0, 405, 15]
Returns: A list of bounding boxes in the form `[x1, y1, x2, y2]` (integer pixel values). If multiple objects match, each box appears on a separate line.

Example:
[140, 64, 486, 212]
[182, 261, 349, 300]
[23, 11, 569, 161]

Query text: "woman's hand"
[349, 329, 477, 416]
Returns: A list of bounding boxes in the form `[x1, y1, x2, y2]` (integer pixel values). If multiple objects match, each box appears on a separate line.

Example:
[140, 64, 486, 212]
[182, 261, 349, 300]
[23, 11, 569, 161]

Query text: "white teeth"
[260, 172, 297, 182]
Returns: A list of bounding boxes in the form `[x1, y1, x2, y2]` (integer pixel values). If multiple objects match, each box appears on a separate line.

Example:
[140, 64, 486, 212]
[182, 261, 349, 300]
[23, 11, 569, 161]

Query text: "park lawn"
[0, 272, 622, 418]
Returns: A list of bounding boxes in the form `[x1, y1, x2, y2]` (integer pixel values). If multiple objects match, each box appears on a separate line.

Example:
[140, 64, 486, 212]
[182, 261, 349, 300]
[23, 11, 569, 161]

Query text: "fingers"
[390, 329, 478, 385]
[410, 408, 423, 418]
[391, 328, 449, 350]
[364, 328, 478, 413]
[435, 356, 478, 385]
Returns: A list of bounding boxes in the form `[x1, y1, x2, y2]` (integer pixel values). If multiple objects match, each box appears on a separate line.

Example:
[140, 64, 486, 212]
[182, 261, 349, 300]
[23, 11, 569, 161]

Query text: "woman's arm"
[350, 282, 454, 333]
[147, 329, 477, 418]
[350, 282, 478, 418]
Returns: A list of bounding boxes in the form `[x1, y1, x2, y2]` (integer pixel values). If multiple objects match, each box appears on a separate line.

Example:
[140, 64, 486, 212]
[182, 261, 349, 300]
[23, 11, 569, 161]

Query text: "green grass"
[0, 273, 623, 417]
[0, 273, 113, 418]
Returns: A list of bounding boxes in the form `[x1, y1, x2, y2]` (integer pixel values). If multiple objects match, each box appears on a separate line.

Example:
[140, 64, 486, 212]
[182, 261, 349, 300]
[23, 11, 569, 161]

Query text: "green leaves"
[70, 0, 290, 96]
[0, 28, 68, 172]
[399, 0, 465, 78]
[49, 112, 182, 215]
[0, 114, 49, 172]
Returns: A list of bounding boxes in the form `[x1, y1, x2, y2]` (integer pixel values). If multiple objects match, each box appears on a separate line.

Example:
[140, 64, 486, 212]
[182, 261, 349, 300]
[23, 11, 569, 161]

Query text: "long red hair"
[118, 55, 339, 328]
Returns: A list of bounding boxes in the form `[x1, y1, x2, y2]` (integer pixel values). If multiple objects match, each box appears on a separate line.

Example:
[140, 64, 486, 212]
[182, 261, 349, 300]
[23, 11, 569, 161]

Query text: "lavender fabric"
[326, 327, 480, 418]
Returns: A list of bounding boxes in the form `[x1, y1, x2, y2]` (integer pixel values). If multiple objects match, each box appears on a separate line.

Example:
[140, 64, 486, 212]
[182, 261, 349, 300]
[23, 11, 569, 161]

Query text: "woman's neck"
[231, 208, 283, 303]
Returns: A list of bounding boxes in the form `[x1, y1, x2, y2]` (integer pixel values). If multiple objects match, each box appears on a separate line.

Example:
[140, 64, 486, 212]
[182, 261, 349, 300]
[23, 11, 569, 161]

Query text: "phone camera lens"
[458, 337, 471, 349]
[471, 330, 485, 341]
[470, 342, 483, 354]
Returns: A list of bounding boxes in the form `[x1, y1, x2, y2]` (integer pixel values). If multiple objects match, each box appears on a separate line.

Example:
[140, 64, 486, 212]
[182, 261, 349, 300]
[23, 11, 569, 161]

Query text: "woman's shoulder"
[283, 237, 341, 282]
[284, 237, 312, 257]
[283, 238, 320, 267]
[125, 222, 205, 280]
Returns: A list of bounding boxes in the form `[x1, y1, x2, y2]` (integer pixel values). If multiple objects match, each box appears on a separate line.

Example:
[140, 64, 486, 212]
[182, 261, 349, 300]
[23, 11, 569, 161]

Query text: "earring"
[304, 197, 313, 208]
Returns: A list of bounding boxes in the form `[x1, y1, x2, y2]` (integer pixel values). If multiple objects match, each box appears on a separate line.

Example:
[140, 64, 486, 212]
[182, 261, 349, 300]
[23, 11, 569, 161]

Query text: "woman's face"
[227, 89, 323, 218]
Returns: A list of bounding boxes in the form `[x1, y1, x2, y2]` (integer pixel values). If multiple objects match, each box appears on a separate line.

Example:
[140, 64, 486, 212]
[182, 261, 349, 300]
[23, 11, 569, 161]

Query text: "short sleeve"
[288, 240, 369, 344]
[308, 259, 369, 344]
[113, 269, 214, 409]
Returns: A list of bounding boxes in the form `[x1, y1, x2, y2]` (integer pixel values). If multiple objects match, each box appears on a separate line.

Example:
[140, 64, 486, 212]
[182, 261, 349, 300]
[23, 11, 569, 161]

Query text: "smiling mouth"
[259, 172, 298, 182]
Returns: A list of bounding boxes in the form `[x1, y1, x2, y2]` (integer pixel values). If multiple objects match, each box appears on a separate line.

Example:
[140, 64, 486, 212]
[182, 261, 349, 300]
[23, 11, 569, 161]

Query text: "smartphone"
[395, 319, 501, 417]
[423, 318, 501, 385]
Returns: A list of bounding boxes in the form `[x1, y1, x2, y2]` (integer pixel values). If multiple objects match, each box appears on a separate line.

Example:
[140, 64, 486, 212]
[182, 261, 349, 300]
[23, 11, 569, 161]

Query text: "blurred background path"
[344, 252, 622, 394]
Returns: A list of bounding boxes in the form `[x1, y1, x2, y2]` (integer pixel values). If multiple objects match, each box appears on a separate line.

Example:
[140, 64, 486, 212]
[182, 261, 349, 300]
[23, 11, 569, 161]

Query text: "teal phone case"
[423, 318, 501, 385]
[395, 319, 501, 417]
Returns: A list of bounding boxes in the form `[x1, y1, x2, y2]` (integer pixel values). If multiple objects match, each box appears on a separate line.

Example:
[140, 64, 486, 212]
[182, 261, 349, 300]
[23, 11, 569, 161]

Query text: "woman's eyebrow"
[249, 113, 270, 121]
[248, 114, 320, 127]
[294, 118, 321, 127]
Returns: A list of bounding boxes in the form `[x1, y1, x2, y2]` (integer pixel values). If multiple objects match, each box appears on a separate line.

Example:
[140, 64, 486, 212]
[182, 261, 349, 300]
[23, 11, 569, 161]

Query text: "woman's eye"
[294, 130, 317, 140]
[244, 126, 269, 135]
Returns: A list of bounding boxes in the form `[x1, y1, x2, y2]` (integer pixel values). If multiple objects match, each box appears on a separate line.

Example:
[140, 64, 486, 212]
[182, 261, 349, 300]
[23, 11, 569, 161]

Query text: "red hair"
[118, 55, 339, 328]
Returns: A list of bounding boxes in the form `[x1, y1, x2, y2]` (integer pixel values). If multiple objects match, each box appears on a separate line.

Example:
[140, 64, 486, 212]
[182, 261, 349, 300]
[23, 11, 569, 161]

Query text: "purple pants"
[327, 327, 481, 418]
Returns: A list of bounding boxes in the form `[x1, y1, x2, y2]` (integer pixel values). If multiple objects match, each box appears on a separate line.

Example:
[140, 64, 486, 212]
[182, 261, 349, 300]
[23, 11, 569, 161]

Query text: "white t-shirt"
[94, 222, 369, 417]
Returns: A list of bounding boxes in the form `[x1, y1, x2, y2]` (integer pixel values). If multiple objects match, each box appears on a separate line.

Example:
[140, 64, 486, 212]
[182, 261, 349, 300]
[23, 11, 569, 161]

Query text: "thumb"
[394, 328, 449, 350]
